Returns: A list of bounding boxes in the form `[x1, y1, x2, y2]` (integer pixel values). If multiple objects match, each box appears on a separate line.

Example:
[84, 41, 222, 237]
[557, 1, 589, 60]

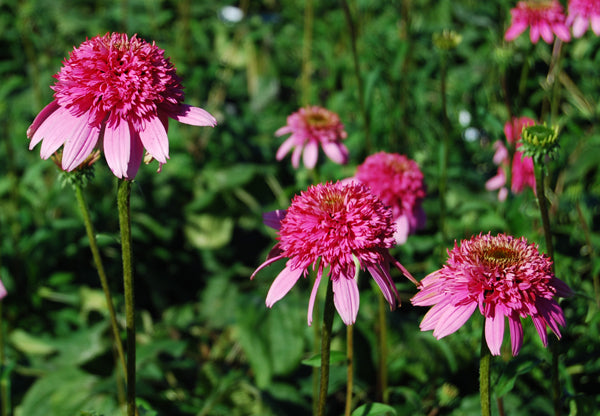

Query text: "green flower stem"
[74, 184, 127, 380]
[312, 271, 321, 416]
[439, 49, 450, 254]
[480, 324, 491, 416]
[317, 279, 335, 416]
[345, 324, 354, 416]
[340, 0, 371, 152]
[118, 179, 137, 416]
[376, 291, 388, 403]
[533, 163, 561, 416]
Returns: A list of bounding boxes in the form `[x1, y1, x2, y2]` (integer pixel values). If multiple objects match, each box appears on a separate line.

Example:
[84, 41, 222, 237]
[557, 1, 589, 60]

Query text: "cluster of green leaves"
[1, 0, 599, 415]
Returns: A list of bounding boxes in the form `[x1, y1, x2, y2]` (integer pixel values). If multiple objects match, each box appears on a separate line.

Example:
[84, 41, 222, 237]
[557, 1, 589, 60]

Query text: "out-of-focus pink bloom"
[275, 106, 348, 169]
[28, 33, 216, 179]
[505, 1, 571, 44]
[0, 280, 6, 299]
[351, 152, 426, 245]
[486, 117, 536, 201]
[251, 182, 418, 326]
[411, 233, 572, 356]
[567, 0, 600, 37]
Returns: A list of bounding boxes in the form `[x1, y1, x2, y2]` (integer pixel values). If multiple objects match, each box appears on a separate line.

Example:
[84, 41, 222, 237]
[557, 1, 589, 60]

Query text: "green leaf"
[351, 403, 397, 416]
[184, 214, 234, 249]
[301, 350, 346, 367]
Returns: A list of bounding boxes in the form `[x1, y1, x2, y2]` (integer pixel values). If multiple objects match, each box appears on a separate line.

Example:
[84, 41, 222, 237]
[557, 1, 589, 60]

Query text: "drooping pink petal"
[433, 302, 478, 339]
[508, 314, 523, 356]
[505, 21, 528, 41]
[332, 276, 360, 325]
[263, 210, 287, 230]
[393, 215, 410, 245]
[591, 15, 600, 35]
[276, 136, 297, 161]
[27, 100, 60, 141]
[138, 115, 170, 164]
[321, 141, 349, 165]
[0, 280, 6, 299]
[532, 314, 549, 347]
[250, 253, 286, 280]
[265, 265, 304, 308]
[367, 263, 399, 309]
[169, 104, 217, 127]
[307, 270, 323, 326]
[31, 105, 72, 155]
[302, 140, 319, 169]
[485, 312, 505, 356]
[61, 119, 101, 171]
[572, 16, 589, 37]
[103, 120, 133, 179]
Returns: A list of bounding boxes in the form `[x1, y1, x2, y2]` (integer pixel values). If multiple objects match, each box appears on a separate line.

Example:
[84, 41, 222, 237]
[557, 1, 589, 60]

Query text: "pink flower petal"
[553, 24, 571, 42]
[302, 140, 319, 169]
[485, 312, 505, 356]
[103, 120, 143, 179]
[539, 22, 555, 43]
[321, 141, 349, 165]
[138, 116, 169, 164]
[170, 104, 217, 127]
[27, 101, 60, 141]
[250, 253, 285, 280]
[485, 169, 506, 191]
[393, 216, 410, 245]
[508, 314, 523, 356]
[432, 302, 477, 339]
[276, 136, 297, 161]
[61, 120, 101, 171]
[31, 106, 72, 156]
[0, 280, 6, 299]
[505, 22, 528, 41]
[332, 276, 360, 325]
[591, 15, 600, 35]
[290, 145, 303, 168]
[531, 314, 549, 347]
[265, 265, 304, 308]
[263, 210, 287, 230]
[307, 270, 323, 326]
[530, 24, 541, 43]
[367, 262, 399, 309]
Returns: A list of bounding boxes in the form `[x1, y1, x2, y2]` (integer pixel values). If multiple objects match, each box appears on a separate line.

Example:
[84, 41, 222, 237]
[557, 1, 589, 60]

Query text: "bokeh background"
[1, 0, 599, 415]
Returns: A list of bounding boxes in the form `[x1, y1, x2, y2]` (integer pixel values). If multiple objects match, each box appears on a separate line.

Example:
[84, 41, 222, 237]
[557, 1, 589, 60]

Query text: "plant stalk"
[480, 324, 491, 416]
[317, 279, 335, 416]
[118, 179, 137, 416]
[345, 324, 354, 416]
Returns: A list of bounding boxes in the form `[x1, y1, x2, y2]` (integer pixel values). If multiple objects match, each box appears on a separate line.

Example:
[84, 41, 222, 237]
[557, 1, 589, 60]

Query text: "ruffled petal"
[332, 276, 360, 325]
[265, 265, 303, 307]
[138, 115, 169, 164]
[169, 104, 216, 127]
[485, 312, 505, 356]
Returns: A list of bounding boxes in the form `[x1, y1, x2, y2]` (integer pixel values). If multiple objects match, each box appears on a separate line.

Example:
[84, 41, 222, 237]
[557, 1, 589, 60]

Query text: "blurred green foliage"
[1, 0, 599, 415]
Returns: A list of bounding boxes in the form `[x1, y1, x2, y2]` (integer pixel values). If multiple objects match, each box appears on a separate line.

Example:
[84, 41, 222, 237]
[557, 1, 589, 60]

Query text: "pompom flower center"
[52, 33, 184, 130]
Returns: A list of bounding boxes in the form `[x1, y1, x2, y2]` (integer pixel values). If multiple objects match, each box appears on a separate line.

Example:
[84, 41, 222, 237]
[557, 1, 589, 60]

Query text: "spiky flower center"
[304, 107, 338, 130]
[52, 32, 184, 129]
[279, 182, 395, 275]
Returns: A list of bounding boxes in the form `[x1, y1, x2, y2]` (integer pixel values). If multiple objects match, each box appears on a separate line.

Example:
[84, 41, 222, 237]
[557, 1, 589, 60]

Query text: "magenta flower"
[28, 32, 217, 179]
[411, 233, 572, 356]
[0, 280, 6, 300]
[568, 0, 600, 37]
[275, 106, 349, 169]
[351, 152, 426, 245]
[486, 117, 536, 201]
[251, 182, 417, 326]
[505, 1, 571, 44]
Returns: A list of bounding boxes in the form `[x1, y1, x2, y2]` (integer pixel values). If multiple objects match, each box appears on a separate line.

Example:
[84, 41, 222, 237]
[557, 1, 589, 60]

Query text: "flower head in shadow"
[275, 106, 348, 169]
[28, 32, 216, 179]
[252, 182, 417, 325]
[411, 233, 572, 356]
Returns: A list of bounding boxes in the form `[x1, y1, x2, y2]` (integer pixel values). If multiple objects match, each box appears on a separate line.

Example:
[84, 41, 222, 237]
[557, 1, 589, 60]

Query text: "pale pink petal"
[553, 24, 571, 42]
[250, 253, 285, 280]
[61, 120, 101, 171]
[432, 302, 478, 339]
[290, 145, 303, 168]
[27, 101, 60, 140]
[274, 125, 293, 137]
[367, 263, 399, 309]
[498, 187, 509, 202]
[302, 140, 319, 169]
[265, 265, 304, 307]
[321, 141, 349, 165]
[138, 116, 169, 164]
[492, 141, 509, 164]
[30, 106, 72, 155]
[419, 299, 452, 331]
[572, 16, 588, 37]
[0, 280, 6, 299]
[485, 312, 505, 356]
[591, 15, 600, 35]
[103, 120, 143, 179]
[263, 210, 287, 230]
[276, 136, 297, 161]
[539, 22, 555, 43]
[508, 314, 523, 356]
[486, 169, 506, 191]
[307, 270, 323, 326]
[393, 216, 410, 245]
[505, 22, 528, 41]
[169, 104, 217, 127]
[530, 24, 541, 43]
[332, 276, 360, 325]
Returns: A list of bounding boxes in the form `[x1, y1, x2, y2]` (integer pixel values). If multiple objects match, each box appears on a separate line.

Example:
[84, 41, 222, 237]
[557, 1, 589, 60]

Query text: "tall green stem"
[480, 324, 491, 416]
[118, 179, 136, 416]
[534, 163, 561, 416]
[439, 50, 450, 254]
[317, 279, 335, 416]
[74, 184, 127, 380]
[301, 0, 314, 106]
[345, 324, 354, 416]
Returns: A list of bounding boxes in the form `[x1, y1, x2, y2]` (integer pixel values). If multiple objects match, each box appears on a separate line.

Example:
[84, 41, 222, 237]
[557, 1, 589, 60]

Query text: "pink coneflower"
[505, 1, 571, 44]
[275, 106, 348, 169]
[486, 117, 536, 201]
[251, 182, 417, 326]
[411, 233, 572, 356]
[0, 280, 6, 299]
[351, 152, 426, 245]
[28, 32, 217, 179]
[568, 0, 600, 37]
